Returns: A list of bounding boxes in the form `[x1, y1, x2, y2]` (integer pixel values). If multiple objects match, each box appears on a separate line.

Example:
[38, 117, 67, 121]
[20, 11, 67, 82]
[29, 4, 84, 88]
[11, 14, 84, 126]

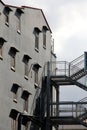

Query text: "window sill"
[23, 110, 28, 114]
[24, 75, 28, 80]
[43, 45, 46, 49]
[5, 22, 9, 27]
[0, 55, 3, 60]
[13, 98, 17, 103]
[34, 83, 40, 89]
[11, 66, 15, 72]
[17, 29, 21, 34]
[35, 48, 39, 53]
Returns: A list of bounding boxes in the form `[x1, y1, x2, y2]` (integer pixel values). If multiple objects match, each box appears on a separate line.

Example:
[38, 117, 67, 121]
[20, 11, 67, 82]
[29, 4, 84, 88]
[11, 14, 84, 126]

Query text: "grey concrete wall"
[0, 2, 56, 130]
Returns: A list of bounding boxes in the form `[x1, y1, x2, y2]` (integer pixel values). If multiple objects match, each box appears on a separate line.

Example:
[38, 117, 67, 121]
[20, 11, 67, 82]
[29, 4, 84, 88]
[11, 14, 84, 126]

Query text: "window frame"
[42, 26, 48, 49]
[34, 27, 41, 52]
[33, 63, 41, 88]
[34, 68, 38, 86]
[0, 37, 6, 60]
[11, 83, 20, 103]
[23, 54, 32, 80]
[21, 90, 32, 113]
[16, 8, 24, 34]
[4, 7, 12, 26]
[9, 47, 19, 72]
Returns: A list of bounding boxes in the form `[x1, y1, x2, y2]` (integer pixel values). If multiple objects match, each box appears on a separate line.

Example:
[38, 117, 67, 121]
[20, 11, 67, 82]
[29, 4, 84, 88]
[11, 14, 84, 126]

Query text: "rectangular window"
[5, 12, 9, 25]
[11, 119, 17, 130]
[9, 47, 19, 71]
[17, 15, 21, 33]
[0, 44, 3, 57]
[0, 37, 6, 59]
[43, 30, 46, 48]
[35, 70, 38, 85]
[23, 55, 31, 80]
[35, 32, 39, 50]
[43, 26, 48, 49]
[33, 63, 41, 88]
[21, 90, 31, 114]
[25, 59, 29, 77]
[24, 99, 28, 113]
[16, 8, 24, 34]
[11, 83, 20, 103]
[10, 51, 16, 71]
[4, 7, 12, 26]
[34, 27, 41, 52]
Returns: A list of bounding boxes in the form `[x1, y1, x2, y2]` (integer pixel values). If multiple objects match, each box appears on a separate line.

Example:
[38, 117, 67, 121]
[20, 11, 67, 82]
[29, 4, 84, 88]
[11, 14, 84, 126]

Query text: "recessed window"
[0, 37, 6, 59]
[16, 8, 24, 34]
[4, 7, 12, 26]
[42, 26, 48, 49]
[9, 47, 19, 71]
[33, 63, 41, 88]
[21, 90, 32, 113]
[34, 27, 41, 52]
[9, 109, 19, 130]
[11, 83, 20, 103]
[23, 55, 32, 80]
[11, 119, 18, 130]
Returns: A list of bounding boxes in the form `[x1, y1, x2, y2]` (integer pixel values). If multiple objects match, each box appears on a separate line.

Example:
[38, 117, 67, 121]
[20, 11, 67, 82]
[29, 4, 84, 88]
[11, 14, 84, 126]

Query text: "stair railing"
[69, 54, 84, 76]
[51, 101, 87, 118]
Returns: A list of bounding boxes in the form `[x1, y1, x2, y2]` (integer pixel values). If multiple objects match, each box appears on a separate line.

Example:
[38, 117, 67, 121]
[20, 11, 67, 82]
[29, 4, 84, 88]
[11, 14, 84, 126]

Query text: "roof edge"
[0, 0, 52, 33]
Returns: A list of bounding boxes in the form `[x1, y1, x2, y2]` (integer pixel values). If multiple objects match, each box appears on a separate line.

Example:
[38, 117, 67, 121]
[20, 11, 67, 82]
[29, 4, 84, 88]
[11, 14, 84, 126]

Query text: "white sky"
[3, 0, 87, 101]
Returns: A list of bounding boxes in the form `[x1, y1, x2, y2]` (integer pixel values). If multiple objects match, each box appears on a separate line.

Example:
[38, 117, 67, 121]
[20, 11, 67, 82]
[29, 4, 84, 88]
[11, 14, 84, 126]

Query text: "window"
[33, 63, 41, 88]
[21, 90, 31, 113]
[23, 55, 32, 80]
[9, 109, 19, 130]
[9, 47, 19, 71]
[11, 119, 18, 130]
[4, 7, 12, 26]
[34, 69, 38, 86]
[0, 37, 6, 59]
[11, 83, 20, 103]
[34, 27, 41, 52]
[16, 8, 24, 34]
[42, 26, 48, 49]
[43, 29, 46, 48]
[24, 98, 28, 113]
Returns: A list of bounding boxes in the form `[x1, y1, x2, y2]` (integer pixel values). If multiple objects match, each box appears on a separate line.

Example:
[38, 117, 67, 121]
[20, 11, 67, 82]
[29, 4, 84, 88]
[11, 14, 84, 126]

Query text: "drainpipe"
[18, 113, 23, 130]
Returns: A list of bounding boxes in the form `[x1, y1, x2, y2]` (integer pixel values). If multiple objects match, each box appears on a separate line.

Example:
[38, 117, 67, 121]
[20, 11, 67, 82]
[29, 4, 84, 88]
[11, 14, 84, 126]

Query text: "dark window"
[9, 47, 19, 71]
[4, 7, 12, 26]
[42, 26, 48, 48]
[34, 27, 41, 51]
[11, 83, 20, 103]
[43, 29, 46, 47]
[35, 32, 39, 50]
[16, 8, 24, 34]
[23, 55, 32, 79]
[34, 68, 38, 85]
[9, 109, 19, 130]
[11, 119, 18, 130]
[21, 90, 31, 113]
[33, 63, 41, 88]
[24, 98, 28, 112]
[0, 37, 6, 59]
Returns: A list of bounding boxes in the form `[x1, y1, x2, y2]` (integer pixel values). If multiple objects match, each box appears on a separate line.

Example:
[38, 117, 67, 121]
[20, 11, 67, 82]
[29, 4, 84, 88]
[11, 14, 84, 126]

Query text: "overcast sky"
[3, 0, 87, 101]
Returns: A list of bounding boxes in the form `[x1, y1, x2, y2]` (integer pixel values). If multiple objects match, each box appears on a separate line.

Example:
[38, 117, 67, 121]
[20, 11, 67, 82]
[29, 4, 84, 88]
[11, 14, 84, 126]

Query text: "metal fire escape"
[43, 52, 87, 130]
[10, 52, 87, 130]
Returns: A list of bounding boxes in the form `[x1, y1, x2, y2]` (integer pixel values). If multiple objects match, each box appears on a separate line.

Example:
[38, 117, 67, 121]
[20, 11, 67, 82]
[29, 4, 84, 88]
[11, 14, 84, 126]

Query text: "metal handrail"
[50, 101, 87, 118]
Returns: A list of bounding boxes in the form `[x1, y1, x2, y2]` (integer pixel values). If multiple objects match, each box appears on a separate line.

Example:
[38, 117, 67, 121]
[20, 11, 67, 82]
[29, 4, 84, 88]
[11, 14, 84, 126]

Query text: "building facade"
[0, 1, 56, 130]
